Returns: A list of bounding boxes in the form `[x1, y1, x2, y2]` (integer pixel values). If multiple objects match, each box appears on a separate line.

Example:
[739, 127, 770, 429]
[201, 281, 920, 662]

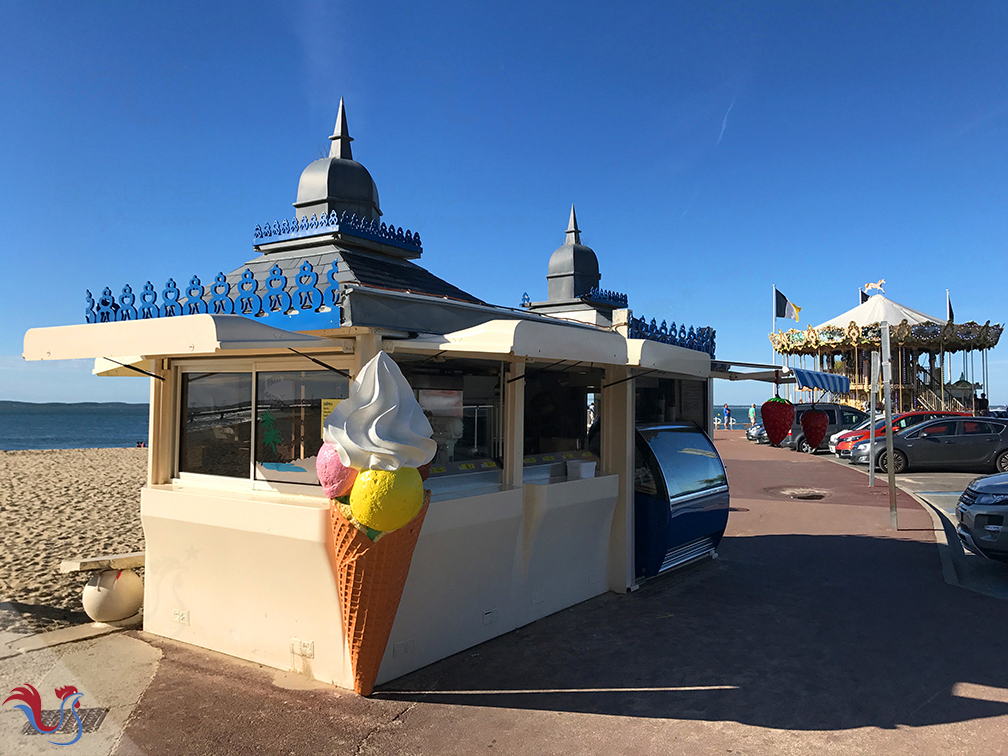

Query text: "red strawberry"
[799, 407, 829, 452]
[761, 397, 795, 446]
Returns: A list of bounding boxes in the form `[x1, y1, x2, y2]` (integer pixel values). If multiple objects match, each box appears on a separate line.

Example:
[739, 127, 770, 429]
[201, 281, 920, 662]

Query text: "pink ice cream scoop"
[316, 442, 358, 498]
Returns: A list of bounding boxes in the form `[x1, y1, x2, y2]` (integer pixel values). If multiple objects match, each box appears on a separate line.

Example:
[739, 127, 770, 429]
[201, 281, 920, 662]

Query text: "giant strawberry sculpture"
[761, 396, 795, 446]
[799, 406, 829, 452]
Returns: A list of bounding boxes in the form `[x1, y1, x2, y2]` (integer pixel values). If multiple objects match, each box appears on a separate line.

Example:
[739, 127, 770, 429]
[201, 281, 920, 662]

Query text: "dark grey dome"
[292, 99, 382, 221]
[546, 206, 600, 301]
[294, 157, 381, 220]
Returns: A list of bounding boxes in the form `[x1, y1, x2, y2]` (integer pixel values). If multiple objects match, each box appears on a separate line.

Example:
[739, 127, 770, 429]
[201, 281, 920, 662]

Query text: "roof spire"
[565, 204, 581, 245]
[328, 98, 354, 160]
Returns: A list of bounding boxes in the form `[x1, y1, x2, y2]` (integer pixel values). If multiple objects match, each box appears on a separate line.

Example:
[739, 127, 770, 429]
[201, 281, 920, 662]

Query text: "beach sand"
[0, 448, 147, 635]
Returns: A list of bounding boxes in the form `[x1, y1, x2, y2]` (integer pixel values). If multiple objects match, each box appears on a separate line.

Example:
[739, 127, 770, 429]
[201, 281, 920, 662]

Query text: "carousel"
[769, 291, 1002, 413]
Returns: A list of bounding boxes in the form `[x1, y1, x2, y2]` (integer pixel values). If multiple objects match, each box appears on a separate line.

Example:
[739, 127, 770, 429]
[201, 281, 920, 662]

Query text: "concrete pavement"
[4, 430, 1008, 755]
[821, 449, 1008, 601]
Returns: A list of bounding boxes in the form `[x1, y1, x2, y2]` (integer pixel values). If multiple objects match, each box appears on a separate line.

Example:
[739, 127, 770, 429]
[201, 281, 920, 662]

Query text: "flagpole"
[772, 284, 776, 366]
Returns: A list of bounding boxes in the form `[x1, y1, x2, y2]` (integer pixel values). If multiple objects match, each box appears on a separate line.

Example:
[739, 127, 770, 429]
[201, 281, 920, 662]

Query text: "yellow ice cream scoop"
[349, 467, 424, 532]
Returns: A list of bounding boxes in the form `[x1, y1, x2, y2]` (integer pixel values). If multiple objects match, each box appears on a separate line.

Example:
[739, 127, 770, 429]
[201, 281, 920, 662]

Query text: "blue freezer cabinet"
[634, 423, 729, 579]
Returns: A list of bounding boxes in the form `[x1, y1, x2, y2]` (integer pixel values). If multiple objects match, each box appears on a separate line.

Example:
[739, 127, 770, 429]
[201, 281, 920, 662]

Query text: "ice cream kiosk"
[22, 101, 726, 694]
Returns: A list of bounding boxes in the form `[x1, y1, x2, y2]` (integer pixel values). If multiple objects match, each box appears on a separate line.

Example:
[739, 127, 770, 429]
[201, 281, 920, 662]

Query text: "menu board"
[681, 381, 705, 426]
[320, 398, 341, 437]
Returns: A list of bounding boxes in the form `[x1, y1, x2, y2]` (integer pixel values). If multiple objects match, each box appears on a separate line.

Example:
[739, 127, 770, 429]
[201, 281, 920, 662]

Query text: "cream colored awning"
[626, 339, 710, 379]
[388, 319, 713, 378]
[24, 314, 351, 362]
[387, 318, 629, 365]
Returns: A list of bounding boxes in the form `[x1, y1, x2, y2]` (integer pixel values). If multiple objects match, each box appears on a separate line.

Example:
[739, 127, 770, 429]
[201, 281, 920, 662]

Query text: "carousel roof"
[815, 294, 942, 329]
[771, 293, 1002, 356]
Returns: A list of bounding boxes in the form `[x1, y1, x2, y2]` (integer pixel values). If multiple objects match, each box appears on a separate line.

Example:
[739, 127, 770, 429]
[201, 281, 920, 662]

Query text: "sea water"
[0, 402, 150, 451]
[712, 404, 763, 426]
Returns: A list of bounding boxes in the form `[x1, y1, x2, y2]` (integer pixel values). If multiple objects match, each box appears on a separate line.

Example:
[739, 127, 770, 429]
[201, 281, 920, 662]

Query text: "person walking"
[723, 404, 731, 430]
[748, 403, 756, 428]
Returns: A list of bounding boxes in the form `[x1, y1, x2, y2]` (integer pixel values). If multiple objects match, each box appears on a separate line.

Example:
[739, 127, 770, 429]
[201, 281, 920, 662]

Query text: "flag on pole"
[947, 290, 954, 322]
[775, 288, 801, 322]
[860, 289, 869, 304]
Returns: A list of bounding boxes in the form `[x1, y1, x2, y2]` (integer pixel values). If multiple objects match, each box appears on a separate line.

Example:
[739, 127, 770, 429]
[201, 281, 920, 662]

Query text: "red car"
[835, 410, 969, 459]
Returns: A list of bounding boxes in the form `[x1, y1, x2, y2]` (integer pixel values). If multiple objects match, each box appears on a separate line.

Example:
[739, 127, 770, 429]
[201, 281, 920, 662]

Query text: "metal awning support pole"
[869, 351, 879, 489]
[882, 322, 897, 529]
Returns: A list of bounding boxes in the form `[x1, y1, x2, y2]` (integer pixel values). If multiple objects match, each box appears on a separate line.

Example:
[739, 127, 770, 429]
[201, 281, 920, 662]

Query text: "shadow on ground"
[377, 532, 1008, 730]
[0, 599, 89, 631]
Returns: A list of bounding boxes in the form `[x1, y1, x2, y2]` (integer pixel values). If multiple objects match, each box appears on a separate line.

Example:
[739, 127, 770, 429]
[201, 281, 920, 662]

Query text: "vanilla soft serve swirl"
[323, 351, 437, 471]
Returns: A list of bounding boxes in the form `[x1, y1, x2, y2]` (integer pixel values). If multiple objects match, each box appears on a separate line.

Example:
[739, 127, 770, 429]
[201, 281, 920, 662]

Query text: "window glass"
[255, 371, 349, 485]
[825, 409, 838, 424]
[416, 371, 504, 478]
[638, 427, 726, 499]
[179, 373, 253, 478]
[920, 422, 955, 438]
[963, 421, 993, 435]
[843, 411, 861, 425]
[634, 442, 659, 496]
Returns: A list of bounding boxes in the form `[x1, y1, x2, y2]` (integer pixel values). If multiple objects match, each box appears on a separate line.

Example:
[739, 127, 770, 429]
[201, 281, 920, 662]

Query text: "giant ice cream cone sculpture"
[318, 351, 437, 696]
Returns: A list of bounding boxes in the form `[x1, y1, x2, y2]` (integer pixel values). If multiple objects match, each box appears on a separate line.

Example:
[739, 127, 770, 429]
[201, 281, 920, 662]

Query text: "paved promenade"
[5, 431, 1008, 755]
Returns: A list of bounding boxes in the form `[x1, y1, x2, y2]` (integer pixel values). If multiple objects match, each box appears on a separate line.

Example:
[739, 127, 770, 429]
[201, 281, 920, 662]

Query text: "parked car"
[783, 404, 867, 454]
[746, 423, 765, 442]
[836, 410, 969, 460]
[852, 417, 1008, 473]
[956, 472, 1008, 563]
[829, 418, 872, 455]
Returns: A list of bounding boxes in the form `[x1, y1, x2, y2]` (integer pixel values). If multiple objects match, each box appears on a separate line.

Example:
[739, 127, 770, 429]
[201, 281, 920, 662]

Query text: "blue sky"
[1, 1, 1006, 404]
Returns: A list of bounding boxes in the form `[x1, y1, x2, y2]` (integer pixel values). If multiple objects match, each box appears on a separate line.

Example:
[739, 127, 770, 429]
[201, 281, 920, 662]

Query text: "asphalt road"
[821, 450, 1008, 601]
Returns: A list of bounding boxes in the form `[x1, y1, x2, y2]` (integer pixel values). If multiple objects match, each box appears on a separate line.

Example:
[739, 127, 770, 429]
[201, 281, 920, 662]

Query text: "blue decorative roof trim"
[85, 261, 341, 331]
[581, 287, 627, 308]
[628, 315, 716, 358]
[253, 210, 422, 253]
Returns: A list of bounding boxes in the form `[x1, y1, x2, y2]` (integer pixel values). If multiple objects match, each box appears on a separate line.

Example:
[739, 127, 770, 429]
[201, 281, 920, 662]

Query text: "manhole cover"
[764, 486, 830, 501]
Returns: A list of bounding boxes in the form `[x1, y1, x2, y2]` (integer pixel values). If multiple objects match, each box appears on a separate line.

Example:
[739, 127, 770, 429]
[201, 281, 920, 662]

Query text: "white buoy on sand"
[82, 569, 144, 623]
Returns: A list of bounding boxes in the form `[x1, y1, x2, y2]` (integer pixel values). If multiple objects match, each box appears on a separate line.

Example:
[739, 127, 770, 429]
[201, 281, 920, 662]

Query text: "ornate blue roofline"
[254, 210, 422, 253]
[628, 314, 716, 358]
[85, 260, 341, 331]
[581, 287, 627, 308]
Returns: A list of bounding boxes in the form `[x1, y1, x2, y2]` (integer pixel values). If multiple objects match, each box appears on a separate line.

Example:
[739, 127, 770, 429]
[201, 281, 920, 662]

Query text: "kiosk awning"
[387, 318, 628, 365]
[23, 314, 351, 362]
[709, 360, 850, 394]
[626, 339, 710, 379]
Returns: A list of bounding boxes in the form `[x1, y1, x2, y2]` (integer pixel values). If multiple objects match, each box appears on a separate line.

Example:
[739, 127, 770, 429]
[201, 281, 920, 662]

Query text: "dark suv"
[784, 403, 868, 454]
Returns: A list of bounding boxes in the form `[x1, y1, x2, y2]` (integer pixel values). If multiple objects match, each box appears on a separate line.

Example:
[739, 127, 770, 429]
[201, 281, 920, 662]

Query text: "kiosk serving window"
[179, 373, 253, 478]
[254, 371, 350, 486]
[177, 366, 349, 487]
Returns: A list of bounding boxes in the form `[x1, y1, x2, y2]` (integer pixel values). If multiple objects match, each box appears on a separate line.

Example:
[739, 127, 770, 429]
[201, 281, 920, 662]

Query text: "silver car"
[853, 417, 1008, 473]
[956, 472, 1008, 563]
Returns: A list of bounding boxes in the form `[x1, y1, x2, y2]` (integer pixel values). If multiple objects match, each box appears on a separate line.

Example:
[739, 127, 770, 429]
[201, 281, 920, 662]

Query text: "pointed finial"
[565, 204, 581, 245]
[329, 98, 354, 160]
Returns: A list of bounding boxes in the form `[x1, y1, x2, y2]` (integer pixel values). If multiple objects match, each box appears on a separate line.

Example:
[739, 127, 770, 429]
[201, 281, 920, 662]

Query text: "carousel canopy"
[771, 293, 1002, 356]
[816, 294, 941, 329]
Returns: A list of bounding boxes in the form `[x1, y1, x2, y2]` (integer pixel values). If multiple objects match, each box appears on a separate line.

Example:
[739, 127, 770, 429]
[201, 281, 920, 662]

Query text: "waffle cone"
[330, 489, 430, 695]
